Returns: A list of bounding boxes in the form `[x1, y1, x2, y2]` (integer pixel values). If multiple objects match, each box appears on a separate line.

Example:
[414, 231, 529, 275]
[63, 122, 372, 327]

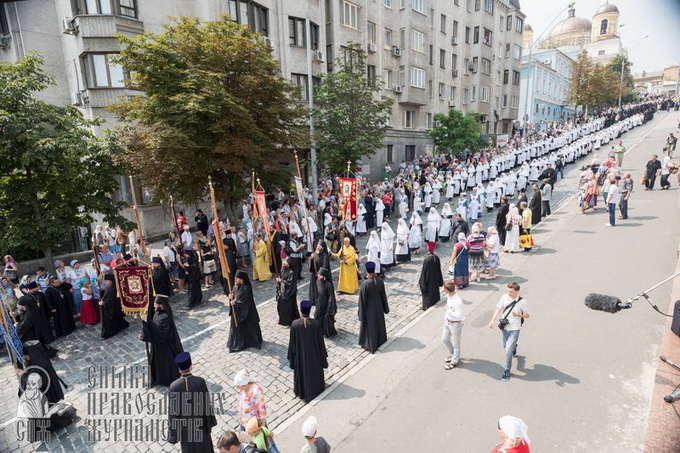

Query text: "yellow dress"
[253, 240, 272, 281]
[335, 245, 359, 294]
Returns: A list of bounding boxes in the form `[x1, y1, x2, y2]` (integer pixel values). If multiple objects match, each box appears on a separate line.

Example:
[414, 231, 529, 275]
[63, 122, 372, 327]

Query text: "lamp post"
[618, 34, 649, 108]
[522, 2, 575, 131]
[305, 0, 319, 200]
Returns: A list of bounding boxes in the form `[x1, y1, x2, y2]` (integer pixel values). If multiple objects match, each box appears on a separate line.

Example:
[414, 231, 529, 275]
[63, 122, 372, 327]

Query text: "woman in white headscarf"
[380, 221, 395, 270]
[423, 181, 433, 211]
[375, 197, 385, 226]
[491, 415, 531, 452]
[365, 231, 381, 275]
[395, 218, 411, 263]
[408, 211, 423, 254]
[425, 207, 441, 242]
[356, 203, 367, 235]
[439, 203, 453, 242]
[504, 204, 521, 253]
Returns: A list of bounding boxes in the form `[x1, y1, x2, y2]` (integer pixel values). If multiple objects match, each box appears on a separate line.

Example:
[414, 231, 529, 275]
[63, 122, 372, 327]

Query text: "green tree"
[606, 54, 636, 104]
[111, 16, 306, 221]
[0, 55, 130, 267]
[569, 50, 594, 109]
[312, 43, 394, 174]
[429, 108, 484, 155]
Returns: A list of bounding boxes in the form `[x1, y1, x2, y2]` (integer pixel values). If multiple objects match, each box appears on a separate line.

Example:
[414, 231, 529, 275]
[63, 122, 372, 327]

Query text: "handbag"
[519, 234, 534, 248]
[639, 175, 646, 185]
[505, 222, 512, 231]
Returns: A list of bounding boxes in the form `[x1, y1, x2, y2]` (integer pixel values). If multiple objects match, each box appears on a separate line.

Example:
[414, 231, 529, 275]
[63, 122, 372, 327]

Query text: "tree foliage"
[0, 54, 130, 264]
[606, 54, 636, 104]
[569, 50, 618, 109]
[429, 108, 484, 155]
[312, 43, 394, 174]
[111, 16, 307, 221]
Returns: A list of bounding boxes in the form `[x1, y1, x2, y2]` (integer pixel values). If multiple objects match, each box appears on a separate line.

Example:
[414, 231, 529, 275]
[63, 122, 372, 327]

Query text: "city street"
[0, 110, 677, 453]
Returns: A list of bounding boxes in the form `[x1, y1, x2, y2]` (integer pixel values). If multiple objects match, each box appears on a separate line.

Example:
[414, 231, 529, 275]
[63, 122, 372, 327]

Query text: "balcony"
[397, 86, 428, 106]
[82, 87, 141, 109]
[75, 14, 143, 39]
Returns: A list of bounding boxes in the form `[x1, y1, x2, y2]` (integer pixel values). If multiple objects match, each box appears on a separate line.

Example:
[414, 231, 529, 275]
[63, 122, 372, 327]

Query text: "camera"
[498, 318, 509, 330]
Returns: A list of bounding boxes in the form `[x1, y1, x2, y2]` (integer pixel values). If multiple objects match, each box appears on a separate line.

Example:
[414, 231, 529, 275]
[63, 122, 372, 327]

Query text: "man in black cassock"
[288, 300, 328, 403]
[168, 352, 217, 453]
[495, 197, 510, 246]
[227, 270, 263, 353]
[364, 193, 376, 229]
[16, 282, 56, 356]
[141, 296, 184, 386]
[152, 256, 173, 319]
[44, 277, 76, 337]
[222, 231, 238, 291]
[358, 262, 390, 354]
[529, 183, 542, 225]
[419, 241, 444, 310]
[308, 240, 331, 303]
[276, 257, 300, 327]
[314, 268, 337, 338]
[99, 274, 129, 339]
[184, 251, 203, 308]
[267, 225, 283, 275]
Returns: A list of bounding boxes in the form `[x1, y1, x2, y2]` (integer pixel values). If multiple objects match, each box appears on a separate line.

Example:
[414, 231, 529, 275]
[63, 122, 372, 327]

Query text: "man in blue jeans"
[488, 282, 530, 382]
[605, 178, 620, 227]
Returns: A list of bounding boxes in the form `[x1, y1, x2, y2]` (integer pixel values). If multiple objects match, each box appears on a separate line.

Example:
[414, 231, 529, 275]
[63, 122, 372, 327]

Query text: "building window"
[386, 144, 394, 162]
[441, 14, 447, 34]
[483, 28, 492, 46]
[291, 73, 320, 101]
[475, 0, 481, 11]
[83, 0, 113, 14]
[462, 88, 468, 104]
[535, 103, 539, 114]
[450, 86, 457, 102]
[405, 145, 416, 161]
[412, 0, 425, 14]
[598, 49, 605, 56]
[383, 69, 393, 87]
[439, 49, 446, 68]
[411, 66, 426, 88]
[429, 45, 434, 65]
[503, 69, 509, 84]
[502, 94, 508, 108]
[484, 0, 493, 15]
[425, 113, 432, 129]
[228, 0, 269, 35]
[513, 44, 522, 59]
[81, 53, 126, 88]
[404, 110, 416, 128]
[481, 57, 491, 75]
[473, 26, 480, 44]
[412, 29, 426, 53]
[438, 82, 445, 98]
[384, 0, 392, 7]
[400, 0, 406, 8]
[118, 0, 136, 17]
[506, 15, 512, 31]
[366, 21, 376, 43]
[515, 17, 523, 33]
[453, 20, 459, 38]
[400, 28, 406, 48]
[384, 28, 393, 47]
[452, 53, 458, 70]
[471, 85, 477, 101]
[472, 56, 479, 73]
[511, 95, 518, 109]
[512, 70, 520, 85]
[600, 19, 608, 35]
[289, 17, 319, 49]
[465, 26, 470, 44]
[428, 79, 433, 98]
[367, 65, 377, 86]
[481, 86, 489, 102]
[340, 1, 359, 29]
[463, 58, 469, 74]
[499, 15, 504, 31]
[429, 8, 435, 29]
[0, 5, 9, 35]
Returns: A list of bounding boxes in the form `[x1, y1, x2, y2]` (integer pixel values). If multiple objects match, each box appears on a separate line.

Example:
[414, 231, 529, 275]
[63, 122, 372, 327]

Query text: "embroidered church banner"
[114, 266, 151, 316]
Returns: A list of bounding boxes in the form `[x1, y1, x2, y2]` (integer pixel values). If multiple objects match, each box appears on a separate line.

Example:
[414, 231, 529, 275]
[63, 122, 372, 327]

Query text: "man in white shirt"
[605, 178, 620, 227]
[443, 280, 465, 370]
[488, 282, 530, 382]
[181, 225, 193, 250]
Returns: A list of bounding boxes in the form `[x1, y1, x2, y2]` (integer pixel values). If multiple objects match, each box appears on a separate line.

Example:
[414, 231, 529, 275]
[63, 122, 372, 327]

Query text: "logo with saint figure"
[16, 365, 63, 442]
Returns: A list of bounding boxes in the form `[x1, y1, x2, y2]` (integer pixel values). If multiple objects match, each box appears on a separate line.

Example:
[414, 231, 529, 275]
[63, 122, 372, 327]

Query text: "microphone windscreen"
[585, 293, 623, 313]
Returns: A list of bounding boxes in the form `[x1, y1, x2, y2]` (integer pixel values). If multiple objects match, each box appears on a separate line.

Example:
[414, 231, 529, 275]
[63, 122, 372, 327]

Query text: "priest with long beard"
[227, 270, 263, 353]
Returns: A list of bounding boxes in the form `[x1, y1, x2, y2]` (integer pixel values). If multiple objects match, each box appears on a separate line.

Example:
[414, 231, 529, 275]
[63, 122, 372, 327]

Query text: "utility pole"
[305, 0, 319, 201]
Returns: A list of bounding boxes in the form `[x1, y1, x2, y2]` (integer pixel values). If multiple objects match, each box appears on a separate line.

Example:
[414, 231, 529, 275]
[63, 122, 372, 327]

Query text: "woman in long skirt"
[449, 233, 470, 289]
[504, 204, 522, 253]
[395, 219, 411, 263]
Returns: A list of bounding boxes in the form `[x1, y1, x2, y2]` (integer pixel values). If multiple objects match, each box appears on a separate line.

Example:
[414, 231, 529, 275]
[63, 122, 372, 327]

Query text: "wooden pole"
[257, 176, 278, 276]
[92, 236, 103, 322]
[294, 151, 314, 253]
[169, 195, 181, 243]
[0, 296, 19, 372]
[128, 176, 146, 257]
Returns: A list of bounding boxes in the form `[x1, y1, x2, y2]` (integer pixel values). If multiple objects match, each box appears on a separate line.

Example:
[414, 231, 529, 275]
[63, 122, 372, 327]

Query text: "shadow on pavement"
[322, 382, 367, 401]
[515, 356, 580, 387]
[634, 216, 658, 221]
[386, 336, 426, 352]
[614, 223, 643, 227]
[458, 357, 504, 379]
[572, 230, 596, 234]
[533, 247, 557, 254]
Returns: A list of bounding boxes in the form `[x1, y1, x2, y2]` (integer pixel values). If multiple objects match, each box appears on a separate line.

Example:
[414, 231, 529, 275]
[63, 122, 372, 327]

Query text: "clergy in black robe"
[517, 189, 528, 206]
[27, 282, 54, 343]
[495, 199, 510, 246]
[358, 262, 390, 354]
[288, 300, 328, 403]
[308, 241, 331, 303]
[419, 242, 444, 310]
[151, 257, 173, 320]
[44, 278, 76, 337]
[529, 184, 542, 225]
[314, 268, 337, 338]
[227, 270, 263, 353]
[276, 258, 300, 326]
[184, 252, 203, 308]
[364, 194, 376, 229]
[100, 274, 129, 339]
[21, 340, 64, 403]
[141, 297, 184, 386]
[221, 233, 238, 292]
[267, 226, 283, 274]
[168, 352, 217, 453]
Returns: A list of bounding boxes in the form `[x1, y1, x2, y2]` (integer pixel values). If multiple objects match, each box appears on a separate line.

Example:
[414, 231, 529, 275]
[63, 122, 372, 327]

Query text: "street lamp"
[618, 34, 649, 108]
[522, 2, 575, 130]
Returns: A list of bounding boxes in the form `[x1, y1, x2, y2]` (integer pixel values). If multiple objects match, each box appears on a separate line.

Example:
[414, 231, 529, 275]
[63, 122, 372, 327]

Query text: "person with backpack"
[216, 430, 265, 453]
[488, 282, 530, 382]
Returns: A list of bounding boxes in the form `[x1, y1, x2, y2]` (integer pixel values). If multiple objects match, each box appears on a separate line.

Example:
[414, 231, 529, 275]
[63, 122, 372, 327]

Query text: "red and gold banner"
[253, 190, 270, 233]
[340, 177, 358, 221]
[114, 266, 152, 316]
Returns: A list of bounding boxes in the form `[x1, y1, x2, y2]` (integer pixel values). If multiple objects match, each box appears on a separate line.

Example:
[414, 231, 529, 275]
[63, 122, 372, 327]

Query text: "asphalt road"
[275, 110, 680, 452]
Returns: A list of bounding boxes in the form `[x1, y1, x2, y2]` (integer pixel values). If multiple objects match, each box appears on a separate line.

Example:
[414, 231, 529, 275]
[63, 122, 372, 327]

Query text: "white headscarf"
[427, 207, 441, 223]
[397, 218, 410, 235]
[441, 203, 453, 217]
[410, 211, 423, 226]
[324, 212, 332, 226]
[457, 232, 467, 242]
[498, 416, 530, 443]
[381, 221, 395, 239]
[366, 230, 381, 252]
[233, 369, 253, 386]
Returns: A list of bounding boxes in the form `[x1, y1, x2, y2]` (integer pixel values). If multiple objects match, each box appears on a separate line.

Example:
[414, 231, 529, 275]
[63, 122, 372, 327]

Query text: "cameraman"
[488, 282, 530, 382]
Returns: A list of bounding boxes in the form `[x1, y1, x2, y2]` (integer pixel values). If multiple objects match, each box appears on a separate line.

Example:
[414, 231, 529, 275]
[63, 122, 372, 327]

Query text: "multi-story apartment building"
[0, 0, 524, 188]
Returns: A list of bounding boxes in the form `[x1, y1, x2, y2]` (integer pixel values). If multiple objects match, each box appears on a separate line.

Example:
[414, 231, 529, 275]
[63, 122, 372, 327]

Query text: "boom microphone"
[585, 293, 632, 313]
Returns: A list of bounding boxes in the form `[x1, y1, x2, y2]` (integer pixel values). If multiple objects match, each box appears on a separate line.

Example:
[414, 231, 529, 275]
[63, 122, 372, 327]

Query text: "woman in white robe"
[408, 212, 423, 253]
[356, 203, 367, 235]
[445, 175, 454, 200]
[432, 178, 442, 205]
[439, 203, 453, 241]
[455, 196, 467, 220]
[425, 207, 440, 242]
[375, 198, 385, 226]
[504, 204, 521, 253]
[423, 182, 433, 210]
[395, 218, 411, 262]
[365, 231, 381, 274]
[485, 181, 496, 211]
[467, 165, 476, 189]
[379, 222, 395, 269]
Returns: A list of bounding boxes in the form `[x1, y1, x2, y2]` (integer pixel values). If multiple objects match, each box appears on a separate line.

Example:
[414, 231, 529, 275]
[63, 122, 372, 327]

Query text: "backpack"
[242, 445, 267, 453]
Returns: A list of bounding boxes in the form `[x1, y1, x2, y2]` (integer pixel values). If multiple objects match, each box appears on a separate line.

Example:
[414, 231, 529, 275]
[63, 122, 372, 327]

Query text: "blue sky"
[520, 0, 680, 73]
